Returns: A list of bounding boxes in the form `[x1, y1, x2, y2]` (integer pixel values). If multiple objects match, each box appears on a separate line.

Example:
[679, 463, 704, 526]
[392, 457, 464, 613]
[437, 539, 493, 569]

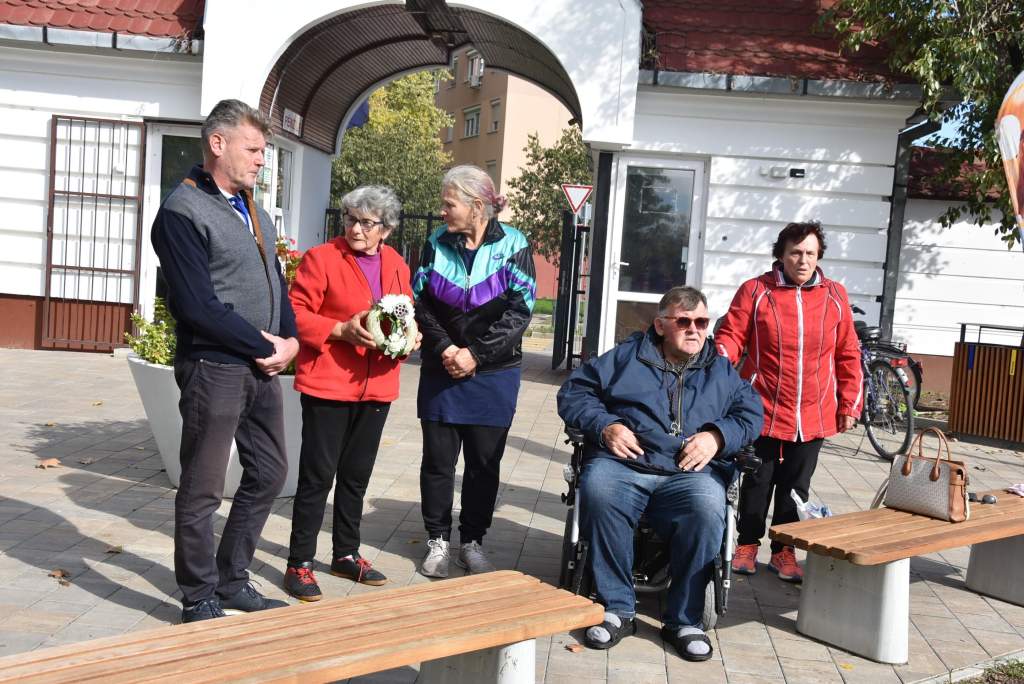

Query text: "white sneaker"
[420, 538, 449, 578]
[456, 540, 496, 574]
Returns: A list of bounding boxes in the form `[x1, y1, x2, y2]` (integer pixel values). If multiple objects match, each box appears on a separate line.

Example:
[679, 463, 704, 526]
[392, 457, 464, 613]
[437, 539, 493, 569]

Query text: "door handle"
[618, 261, 630, 267]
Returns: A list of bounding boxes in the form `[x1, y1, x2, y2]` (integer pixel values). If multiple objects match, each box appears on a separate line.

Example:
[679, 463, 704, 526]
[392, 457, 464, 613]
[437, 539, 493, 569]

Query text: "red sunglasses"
[661, 315, 710, 331]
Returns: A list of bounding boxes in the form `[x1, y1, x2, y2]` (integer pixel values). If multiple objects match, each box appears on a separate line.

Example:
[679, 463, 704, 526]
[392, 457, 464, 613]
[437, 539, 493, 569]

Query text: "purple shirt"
[354, 250, 383, 302]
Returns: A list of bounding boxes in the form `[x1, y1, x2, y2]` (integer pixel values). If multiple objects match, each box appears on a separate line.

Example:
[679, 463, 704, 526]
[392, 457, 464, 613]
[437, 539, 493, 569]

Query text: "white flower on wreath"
[366, 293, 418, 359]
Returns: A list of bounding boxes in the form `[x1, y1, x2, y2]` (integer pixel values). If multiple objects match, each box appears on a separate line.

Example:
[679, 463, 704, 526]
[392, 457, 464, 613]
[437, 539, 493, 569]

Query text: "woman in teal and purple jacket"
[412, 164, 536, 579]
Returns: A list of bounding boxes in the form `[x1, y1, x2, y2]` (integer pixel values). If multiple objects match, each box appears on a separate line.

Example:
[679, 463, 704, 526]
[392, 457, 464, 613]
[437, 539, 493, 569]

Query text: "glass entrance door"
[605, 159, 706, 346]
[140, 124, 202, 321]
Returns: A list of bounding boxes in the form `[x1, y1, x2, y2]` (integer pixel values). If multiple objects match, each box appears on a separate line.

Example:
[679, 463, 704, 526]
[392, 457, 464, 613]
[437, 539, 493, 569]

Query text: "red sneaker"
[769, 546, 803, 583]
[732, 543, 758, 575]
[284, 562, 323, 601]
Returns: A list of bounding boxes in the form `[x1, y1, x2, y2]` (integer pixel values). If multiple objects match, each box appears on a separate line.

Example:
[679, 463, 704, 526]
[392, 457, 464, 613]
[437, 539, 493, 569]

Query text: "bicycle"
[851, 307, 914, 459]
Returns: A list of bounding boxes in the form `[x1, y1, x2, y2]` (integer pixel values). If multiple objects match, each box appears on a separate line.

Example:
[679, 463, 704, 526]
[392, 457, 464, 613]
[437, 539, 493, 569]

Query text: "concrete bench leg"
[967, 534, 1024, 605]
[796, 554, 909, 664]
[419, 639, 535, 684]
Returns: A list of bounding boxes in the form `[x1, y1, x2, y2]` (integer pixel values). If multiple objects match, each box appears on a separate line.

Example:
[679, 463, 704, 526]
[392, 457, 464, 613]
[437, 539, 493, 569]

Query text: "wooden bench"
[0, 570, 601, 684]
[769, 490, 1024, 665]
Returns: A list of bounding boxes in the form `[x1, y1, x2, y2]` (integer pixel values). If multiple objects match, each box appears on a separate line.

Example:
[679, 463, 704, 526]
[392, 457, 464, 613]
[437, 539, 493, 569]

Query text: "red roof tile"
[643, 0, 899, 82]
[0, 0, 204, 39]
[907, 148, 1000, 202]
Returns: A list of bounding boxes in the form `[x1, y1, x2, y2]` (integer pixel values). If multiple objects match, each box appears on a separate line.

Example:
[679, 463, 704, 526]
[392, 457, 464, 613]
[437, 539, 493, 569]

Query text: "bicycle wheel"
[864, 360, 914, 459]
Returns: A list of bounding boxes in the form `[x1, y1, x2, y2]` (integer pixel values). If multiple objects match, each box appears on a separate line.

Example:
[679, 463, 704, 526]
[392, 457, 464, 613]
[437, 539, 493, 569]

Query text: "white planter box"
[127, 354, 302, 498]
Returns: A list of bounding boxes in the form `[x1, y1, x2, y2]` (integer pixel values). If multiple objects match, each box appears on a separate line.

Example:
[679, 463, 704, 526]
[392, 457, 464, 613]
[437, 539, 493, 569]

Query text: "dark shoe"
[284, 561, 323, 602]
[583, 612, 637, 650]
[181, 597, 226, 624]
[331, 554, 388, 586]
[220, 581, 289, 614]
[661, 625, 714, 662]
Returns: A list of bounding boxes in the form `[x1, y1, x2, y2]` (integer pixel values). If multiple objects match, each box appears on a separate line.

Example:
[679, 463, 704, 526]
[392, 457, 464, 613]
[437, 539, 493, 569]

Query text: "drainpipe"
[878, 112, 940, 339]
[583, 151, 613, 360]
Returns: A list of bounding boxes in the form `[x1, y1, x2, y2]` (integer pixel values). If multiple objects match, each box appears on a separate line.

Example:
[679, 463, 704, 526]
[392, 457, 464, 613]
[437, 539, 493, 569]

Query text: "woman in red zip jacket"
[281, 185, 420, 601]
[715, 221, 862, 583]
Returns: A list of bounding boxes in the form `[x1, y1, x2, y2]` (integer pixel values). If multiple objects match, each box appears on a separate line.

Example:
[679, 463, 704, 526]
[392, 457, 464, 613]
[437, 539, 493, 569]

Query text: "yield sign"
[561, 183, 593, 215]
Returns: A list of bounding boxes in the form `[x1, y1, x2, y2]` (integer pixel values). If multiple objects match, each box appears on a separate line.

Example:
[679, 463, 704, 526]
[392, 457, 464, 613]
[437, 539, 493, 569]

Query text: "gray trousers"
[173, 359, 287, 605]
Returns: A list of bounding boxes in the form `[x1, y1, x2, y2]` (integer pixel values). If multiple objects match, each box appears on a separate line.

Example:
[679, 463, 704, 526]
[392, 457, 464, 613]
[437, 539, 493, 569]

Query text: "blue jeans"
[579, 457, 728, 628]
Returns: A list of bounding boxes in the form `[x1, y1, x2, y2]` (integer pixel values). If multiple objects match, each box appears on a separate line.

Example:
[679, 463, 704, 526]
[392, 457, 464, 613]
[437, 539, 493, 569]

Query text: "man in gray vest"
[152, 99, 298, 623]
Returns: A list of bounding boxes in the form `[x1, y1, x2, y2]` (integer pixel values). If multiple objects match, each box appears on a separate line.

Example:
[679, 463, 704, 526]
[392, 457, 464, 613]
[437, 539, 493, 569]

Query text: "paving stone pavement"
[1, 346, 1023, 683]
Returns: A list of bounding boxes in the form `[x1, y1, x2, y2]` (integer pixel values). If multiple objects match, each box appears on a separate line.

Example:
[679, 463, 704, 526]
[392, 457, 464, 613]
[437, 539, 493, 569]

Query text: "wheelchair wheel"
[702, 577, 717, 630]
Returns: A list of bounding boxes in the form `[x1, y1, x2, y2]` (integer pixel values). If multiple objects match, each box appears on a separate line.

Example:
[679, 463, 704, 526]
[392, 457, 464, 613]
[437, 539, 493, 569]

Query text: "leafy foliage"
[507, 126, 592, 262]
[332, 71, 453, 253]
[826, 0, 1024, 246]
[125, 297, 176, 366]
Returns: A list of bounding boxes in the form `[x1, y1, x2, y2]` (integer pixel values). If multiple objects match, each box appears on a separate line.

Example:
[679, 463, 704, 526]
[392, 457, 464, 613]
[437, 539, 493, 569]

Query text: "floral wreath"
[366, 294, 419, 359]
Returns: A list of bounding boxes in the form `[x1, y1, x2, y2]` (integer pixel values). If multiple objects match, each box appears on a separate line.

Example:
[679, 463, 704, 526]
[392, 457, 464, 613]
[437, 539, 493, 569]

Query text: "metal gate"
[43, 116, 145, 351]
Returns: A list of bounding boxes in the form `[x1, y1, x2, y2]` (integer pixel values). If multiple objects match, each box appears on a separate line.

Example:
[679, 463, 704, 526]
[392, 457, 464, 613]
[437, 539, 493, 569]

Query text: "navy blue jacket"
[557, 328, 764, 476]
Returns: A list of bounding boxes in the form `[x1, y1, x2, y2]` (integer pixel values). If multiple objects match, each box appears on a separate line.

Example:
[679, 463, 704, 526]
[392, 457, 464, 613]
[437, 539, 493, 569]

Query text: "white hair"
[341, 185, 402, 229]
[442, 164, 507, 219]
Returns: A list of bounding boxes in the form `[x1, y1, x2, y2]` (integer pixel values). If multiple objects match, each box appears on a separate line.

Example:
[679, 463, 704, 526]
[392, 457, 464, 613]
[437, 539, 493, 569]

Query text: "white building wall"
[622, 89, 913, 324]
[0, 43, 202, 301]
[894, 200, 1024, 355]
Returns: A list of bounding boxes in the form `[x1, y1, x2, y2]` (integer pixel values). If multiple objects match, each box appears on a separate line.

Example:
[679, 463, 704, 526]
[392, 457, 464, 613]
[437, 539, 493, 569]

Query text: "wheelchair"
[557, 427, 760, 630]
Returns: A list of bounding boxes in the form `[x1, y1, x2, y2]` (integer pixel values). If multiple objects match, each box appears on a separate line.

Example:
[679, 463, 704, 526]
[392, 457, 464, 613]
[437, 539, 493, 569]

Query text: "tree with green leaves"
[826, 1, 1024, 245]
[332, 71, 453, 251]
[506, 125, 592, 262]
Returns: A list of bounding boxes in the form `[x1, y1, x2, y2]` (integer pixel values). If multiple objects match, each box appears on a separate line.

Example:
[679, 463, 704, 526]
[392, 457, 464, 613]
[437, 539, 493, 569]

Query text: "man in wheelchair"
[557, 286, 763, 661]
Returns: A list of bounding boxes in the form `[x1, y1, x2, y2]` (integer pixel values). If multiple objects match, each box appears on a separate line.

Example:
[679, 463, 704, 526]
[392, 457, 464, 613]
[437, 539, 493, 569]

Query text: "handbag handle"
[902, 427, 953, 481]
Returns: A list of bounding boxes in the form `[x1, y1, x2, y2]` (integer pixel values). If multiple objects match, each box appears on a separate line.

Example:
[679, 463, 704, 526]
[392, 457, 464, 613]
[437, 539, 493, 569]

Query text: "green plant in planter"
[125, 298, 176, 366]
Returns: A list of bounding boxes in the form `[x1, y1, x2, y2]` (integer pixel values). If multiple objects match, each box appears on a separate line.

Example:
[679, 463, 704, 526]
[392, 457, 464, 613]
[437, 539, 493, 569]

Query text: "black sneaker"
[284, 561, 323, 602]
[330, 553, 388, 586]
[181, 597, 226, 624]
[219, 581, 289, 614]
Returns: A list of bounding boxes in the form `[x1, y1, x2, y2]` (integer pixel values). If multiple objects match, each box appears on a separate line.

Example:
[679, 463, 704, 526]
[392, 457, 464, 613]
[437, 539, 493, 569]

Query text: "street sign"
[561, 183, 593, 215]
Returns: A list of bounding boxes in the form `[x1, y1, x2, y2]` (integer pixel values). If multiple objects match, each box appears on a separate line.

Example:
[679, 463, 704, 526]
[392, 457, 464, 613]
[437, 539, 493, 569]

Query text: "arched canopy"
[259, 1, 583, 154]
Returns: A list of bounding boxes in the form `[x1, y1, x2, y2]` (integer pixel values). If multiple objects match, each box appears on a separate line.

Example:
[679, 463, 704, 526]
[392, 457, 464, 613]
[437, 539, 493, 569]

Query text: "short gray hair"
[201, 99, 272, 148]
[442, 164, 507, 220]
[658, 286, 707, 316]
[341, 185, 402, 230]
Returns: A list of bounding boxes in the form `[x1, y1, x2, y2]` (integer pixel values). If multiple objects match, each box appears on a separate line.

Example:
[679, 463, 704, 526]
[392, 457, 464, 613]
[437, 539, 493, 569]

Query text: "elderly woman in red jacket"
[715, 221, 862, 583]
[282, 185, 419, 601]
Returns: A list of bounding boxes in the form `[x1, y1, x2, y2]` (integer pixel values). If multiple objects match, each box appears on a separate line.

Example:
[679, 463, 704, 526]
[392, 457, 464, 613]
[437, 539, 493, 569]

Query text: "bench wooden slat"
[769, 507, 908, 546]
[191, 593, 594, 684]
[118, 587, 590, 684]
[800, 501, 1020, 557]
[0, 571, 601, 684]
[770, 490, 1024, 565]
[850, 517, 1024, 565]
[819, 502, 1023, 556]
[0, 571, 535, 681]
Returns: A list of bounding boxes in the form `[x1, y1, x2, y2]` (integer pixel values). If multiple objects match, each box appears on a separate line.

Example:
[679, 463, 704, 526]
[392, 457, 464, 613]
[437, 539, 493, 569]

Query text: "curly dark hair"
[771, 221, 826, 260]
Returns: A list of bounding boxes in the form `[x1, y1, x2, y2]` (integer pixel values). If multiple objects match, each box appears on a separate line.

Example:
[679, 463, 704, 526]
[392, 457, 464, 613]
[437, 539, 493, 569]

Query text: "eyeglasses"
[660, 315, 710, 331]
[343, 213, 384, 231]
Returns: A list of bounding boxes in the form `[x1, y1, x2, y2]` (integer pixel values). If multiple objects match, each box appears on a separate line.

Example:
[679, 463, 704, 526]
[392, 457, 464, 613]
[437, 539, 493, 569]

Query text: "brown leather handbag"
[883, 427, 970, 522]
